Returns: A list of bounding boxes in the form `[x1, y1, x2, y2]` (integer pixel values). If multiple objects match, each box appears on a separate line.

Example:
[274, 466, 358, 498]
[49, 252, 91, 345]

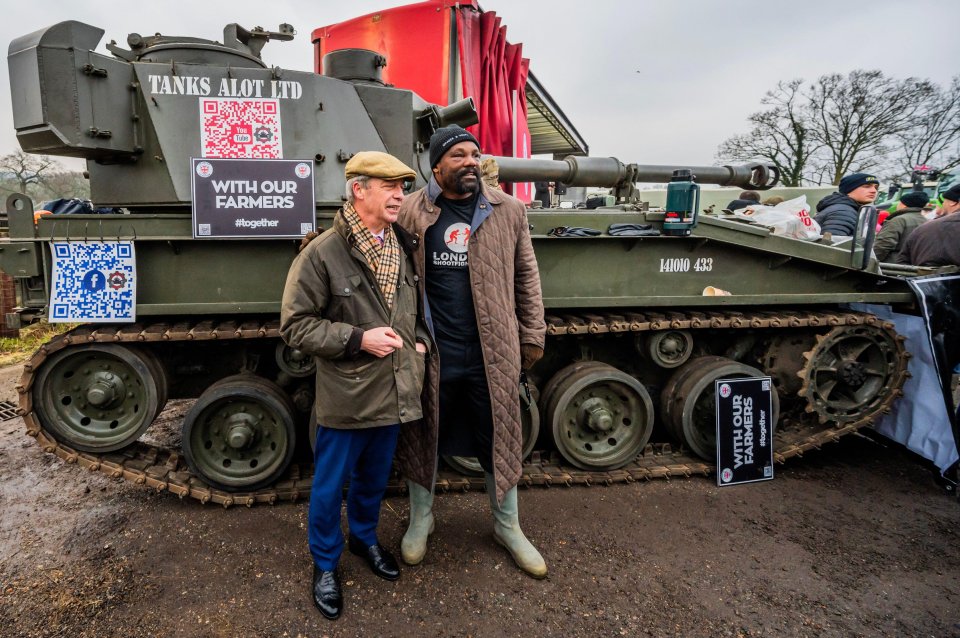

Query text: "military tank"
[2, 20, 915, 505]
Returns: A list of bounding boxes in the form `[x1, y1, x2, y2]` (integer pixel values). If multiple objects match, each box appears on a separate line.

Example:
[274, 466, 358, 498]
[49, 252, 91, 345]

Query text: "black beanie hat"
[429, 125, 480, 168]
[838, 172, 880, 194]
[942, 184, 960, 203]
[899, 190, 929, 208]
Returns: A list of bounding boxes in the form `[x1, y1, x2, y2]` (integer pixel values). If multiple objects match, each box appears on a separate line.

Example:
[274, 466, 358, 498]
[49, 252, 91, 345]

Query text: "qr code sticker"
[200, 98, 282, 158]
[300, 222, 314, 234]
[49, 242, 136, 323]
[763, 466, 773, 478]
[198, 223, 211, 236]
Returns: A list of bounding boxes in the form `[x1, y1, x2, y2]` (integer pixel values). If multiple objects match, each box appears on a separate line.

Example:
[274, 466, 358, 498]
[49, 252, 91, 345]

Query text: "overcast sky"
[2, 0, 958, 173]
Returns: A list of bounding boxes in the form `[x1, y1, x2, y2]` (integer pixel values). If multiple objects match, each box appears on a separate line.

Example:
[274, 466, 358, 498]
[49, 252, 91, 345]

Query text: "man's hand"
[361, 327, 404, 358]
[521, 343, 543, 370]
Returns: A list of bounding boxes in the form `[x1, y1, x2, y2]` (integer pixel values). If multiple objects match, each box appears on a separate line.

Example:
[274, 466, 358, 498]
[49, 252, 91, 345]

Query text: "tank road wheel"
[182, 375, 297, 492]
[798, 325, 905, 425]
[444, 384, 541, 477]
[662, 357, 779, 461]
[545, 362, 655, 470]
[33, 344, 165, 453]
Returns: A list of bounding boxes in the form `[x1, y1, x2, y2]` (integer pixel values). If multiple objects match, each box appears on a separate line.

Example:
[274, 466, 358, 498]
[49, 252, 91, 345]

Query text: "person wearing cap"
[872, 190, 929, 262]
[935, 183, 960, 218]
[395, 125, 548, 579]
[897, 184, 960, 266]
[280, 151, 431, 620]
[814, 172, 881, 236]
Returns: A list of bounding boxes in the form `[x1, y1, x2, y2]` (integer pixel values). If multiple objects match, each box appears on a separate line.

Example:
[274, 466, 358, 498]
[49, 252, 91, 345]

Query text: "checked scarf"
[343, 202, 401, 310]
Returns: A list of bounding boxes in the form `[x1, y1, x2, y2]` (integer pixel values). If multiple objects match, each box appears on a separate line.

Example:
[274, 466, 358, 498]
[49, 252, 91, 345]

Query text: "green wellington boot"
[401, 480, 435, 565]
[484, 473, 548, 579]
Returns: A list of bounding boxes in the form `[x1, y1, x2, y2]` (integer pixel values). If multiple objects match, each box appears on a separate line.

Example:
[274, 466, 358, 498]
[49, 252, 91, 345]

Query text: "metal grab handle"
[852, 205, 879, 270]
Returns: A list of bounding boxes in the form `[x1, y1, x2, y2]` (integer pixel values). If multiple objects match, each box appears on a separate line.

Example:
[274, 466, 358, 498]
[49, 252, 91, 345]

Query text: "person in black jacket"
[814, 173, 880, 236]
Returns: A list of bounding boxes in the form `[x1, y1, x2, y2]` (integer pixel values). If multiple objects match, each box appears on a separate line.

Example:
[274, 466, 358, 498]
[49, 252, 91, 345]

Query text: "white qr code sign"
[49, 241, 136, 323]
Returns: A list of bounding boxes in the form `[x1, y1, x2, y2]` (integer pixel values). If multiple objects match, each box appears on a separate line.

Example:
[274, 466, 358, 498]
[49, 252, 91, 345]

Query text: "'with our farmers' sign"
[715, 377, 775, 486]
[191, 158, 315, 238]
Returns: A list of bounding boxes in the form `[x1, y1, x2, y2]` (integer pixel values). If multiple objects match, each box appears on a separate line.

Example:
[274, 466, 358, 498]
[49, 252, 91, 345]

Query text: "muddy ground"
[1, 362, 959, 638]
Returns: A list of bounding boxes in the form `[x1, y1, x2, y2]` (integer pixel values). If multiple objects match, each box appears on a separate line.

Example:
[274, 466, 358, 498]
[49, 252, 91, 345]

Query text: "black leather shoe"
[312, 565, 342, 620]
[348, 536, 401, 581]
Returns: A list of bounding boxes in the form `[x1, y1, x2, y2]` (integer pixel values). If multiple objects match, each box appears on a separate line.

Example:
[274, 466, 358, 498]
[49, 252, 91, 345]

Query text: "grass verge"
[0, 321, 75, 367]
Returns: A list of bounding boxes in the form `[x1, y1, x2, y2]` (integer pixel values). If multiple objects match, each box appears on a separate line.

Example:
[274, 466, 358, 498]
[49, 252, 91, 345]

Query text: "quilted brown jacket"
[395, 179, 545, 504]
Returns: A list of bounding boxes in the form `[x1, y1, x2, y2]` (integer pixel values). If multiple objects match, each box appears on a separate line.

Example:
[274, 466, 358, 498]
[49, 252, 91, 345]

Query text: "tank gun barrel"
[491, 156, 779, 191]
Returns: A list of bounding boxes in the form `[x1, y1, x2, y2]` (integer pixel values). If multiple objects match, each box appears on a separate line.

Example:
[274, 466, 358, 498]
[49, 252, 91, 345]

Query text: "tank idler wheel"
[275, 342, 316, 378]
[545, 362, 654, 471]
[34, 344, 165, 453]
[641, 330, 694, 369]
[182, 375, 297, 492]
[797, 325, 903, 425]
[444, 383, 541, 477]
[662, 357, 779, 461]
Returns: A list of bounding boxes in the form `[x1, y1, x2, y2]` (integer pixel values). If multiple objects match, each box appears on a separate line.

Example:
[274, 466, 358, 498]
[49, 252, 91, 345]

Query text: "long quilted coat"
[395, 179, 545, 504]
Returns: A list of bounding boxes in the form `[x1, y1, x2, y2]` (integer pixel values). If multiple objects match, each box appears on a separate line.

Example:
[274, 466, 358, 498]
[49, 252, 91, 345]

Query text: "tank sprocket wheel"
[545, 361, 655, 470]
[182, 374, 297, 492]
[33, 344, 165, 453]
[797, 324, 907, 425]
[444, 383, 541, 477]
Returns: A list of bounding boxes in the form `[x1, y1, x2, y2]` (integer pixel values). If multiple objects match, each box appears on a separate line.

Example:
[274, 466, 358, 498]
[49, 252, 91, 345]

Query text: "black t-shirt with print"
[424, 193, 480, 342]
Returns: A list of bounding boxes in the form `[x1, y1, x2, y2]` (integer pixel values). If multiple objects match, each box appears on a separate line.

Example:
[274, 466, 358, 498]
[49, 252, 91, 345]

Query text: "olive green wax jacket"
[280, 212, 429, 428]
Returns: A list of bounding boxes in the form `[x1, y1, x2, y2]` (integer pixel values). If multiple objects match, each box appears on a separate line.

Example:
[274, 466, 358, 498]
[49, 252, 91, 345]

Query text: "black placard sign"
[715, 377, 774, 486]
[191, 158, 316, 239]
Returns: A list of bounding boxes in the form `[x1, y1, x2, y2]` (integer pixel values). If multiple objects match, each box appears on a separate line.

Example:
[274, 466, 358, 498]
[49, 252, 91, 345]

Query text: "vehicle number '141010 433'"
[659, 257, 713, 273]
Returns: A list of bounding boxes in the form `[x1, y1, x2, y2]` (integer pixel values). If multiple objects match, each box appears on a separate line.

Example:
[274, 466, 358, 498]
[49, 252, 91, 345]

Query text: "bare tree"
[718, 71, 960, 187]
[716, 79, 818, 186]
[895, 75, 960, 178]
[37, 171, 90, 201]
[0, 150, 59, 194]
[806, 70, 935, 184]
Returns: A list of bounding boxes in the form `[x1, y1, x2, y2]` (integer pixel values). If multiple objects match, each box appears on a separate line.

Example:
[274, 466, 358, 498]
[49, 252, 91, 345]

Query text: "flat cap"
[344, 151, 416, 181]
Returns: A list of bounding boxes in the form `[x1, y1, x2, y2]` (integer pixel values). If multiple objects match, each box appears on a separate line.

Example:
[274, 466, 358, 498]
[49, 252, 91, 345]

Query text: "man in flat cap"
[897, 184, 960, 266]
[395, 125, 548, 579]
[814, 172, 881, 236]
[873, 190, 929, 262]
[281, 151, 431, 620]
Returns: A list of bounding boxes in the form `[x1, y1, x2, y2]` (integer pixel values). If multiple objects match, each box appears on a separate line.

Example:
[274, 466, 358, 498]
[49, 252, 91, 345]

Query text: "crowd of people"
[812, 171, 960, 266]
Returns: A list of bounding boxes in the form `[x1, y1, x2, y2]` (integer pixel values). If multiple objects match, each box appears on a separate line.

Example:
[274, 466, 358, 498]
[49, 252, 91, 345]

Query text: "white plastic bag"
[732, 196, 821, 240]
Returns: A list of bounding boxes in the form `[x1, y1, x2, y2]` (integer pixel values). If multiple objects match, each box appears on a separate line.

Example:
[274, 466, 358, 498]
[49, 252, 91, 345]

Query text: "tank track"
[16, 309, 910, 507]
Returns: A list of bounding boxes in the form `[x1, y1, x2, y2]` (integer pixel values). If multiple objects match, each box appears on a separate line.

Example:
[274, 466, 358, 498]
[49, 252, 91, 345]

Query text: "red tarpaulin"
[313, 1, 533, 199]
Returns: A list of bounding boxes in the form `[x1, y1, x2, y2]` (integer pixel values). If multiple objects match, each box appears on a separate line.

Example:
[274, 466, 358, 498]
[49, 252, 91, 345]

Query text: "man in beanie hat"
[873, 190, 929, 262]
[935, 183, 960, 218]
[898, 184, 960, 266]
[281, 151, 431, 620]
[814, 172, 880, 236]
[395, 125, 548, 578]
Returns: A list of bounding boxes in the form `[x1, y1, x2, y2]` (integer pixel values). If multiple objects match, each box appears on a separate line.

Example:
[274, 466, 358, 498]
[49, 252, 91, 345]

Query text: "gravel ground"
[1, 362, 959, 638]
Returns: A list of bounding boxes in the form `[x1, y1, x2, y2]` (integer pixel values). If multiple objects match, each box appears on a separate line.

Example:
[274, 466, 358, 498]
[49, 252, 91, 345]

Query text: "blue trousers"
[309, 423, 400, 571]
